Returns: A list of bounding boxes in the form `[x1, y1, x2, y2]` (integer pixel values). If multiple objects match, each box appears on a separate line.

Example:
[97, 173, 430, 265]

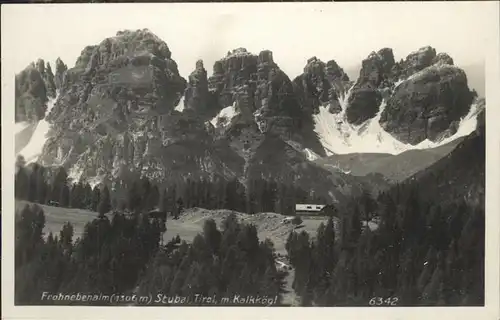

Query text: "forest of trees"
[15, 204, 285, 305]
[286, 183, 484, 306]
[15, 157, 327, 217]
[14, 156, 484, 307]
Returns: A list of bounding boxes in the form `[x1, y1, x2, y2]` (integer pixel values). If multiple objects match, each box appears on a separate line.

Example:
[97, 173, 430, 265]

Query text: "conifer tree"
[70, 184, 78, 208]
[127, 181, 142, 213]
[27, 165, 39, 202]
[60, 183, 70, 207]
[15, 166, 29, 200]
[159, 188, 168, 213]
[59, 222, 74, 254]
[175, 197, 184, 219]
[49, 167, 68, 204]
[140, 178, 152, 211]
[91, 185, 101, 212]
[83, 183, 93, 209]
[145, 184, 159, 211]
[97, 185, 111, 217]
[35, 167, 47, 204]
[166, 185, 177, 216]
[203, 219, 221, 255]
[348, 204, 362, 245]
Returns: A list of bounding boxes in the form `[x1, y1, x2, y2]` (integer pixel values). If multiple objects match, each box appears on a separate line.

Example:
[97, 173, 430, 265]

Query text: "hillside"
[315, 136, 464, 182]
[409, 115, 485, 206]
[14, 200, 331, 255]
[15, 200, 102, 239]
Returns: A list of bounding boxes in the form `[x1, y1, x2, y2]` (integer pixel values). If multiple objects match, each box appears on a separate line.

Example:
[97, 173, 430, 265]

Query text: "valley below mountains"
[15, 28, 485, 202]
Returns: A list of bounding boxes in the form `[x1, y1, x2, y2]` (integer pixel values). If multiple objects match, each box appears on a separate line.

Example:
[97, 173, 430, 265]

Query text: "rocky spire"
[55, 57, 68, 91]
[184, 59, 209, 113]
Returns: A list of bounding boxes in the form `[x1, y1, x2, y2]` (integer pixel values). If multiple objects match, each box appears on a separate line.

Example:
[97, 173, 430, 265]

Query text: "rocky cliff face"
[341, 46, 475, 144]
[293, 57, 352, 115]
[15, 57, 68, 123]
[203, 48, 324, 154]
[182, 48, 356, 198]
[17, 30, 481, 201]
[15, 64, 49, 123]
[54, 58, 68, 91]
[39, 29, 195, 185]
[344, 48, 396, 125]
[184, 60, 216, 117]
[380, 64, 473, 144]
[36, 59, 57, 99]
[31, 30, 361, 201]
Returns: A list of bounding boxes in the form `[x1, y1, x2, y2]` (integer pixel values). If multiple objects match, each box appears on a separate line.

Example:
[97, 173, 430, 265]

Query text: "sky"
[1, 2, 494, 83]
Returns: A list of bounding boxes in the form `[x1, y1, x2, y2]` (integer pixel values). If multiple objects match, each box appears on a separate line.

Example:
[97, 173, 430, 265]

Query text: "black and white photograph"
[2, 2, 500, 319]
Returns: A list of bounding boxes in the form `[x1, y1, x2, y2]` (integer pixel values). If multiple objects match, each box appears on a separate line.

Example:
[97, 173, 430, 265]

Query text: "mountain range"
[14, 28, 485, 203]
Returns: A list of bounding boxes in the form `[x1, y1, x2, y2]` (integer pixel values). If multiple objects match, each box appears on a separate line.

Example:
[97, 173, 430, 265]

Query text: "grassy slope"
[15, 200, 102, 239]
[314, 137, 464, 182]
[410, 131, 484, 206]
[15, 201, 329, 255]
[166, 208, 330, 254]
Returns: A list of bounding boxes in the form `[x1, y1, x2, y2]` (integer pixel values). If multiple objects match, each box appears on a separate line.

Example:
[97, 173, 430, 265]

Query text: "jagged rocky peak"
[65, 28, 177, 83]
[208, 48, 258, 109]
[293, 56, 351, 115]
[184, 59, 218, 118]
[345, 48, 395, 125]
[396, 46, 453, 78]
[258, 50, 275, 65]
[54, 57, 68, 91]
[357, 47, 395, 87]
[33, 58, 57, 99]
[400, 46, 437, 76]
[38, 29, 189, 183]
[344, 44, 474, 143]
[15, 56, 63, 123]
[36, 59, 46, 75]
[433, 52, 454, 66]
[44, 62, 57, 98]
[15, 64, 48, 123]
[207, 48, 289, 116]
[325, 59, 350, 82]
[52, 28, 186, 116]
[195, 59, 205, 71]
[302, 56, 327, 78]
[202, 47, 325, 156]
[225, 47, 253, 59]
[380, 55, 474, 145]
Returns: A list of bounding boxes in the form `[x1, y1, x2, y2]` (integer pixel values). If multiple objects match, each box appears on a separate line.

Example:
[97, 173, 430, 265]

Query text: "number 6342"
[369, 297, 399, 306]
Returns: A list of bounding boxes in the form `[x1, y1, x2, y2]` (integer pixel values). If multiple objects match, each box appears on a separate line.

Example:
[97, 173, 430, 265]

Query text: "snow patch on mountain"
[304, 148, 320, 161]
[17, 96, 58, 163]
[393, 78, 405, 89]
[410, 99, 482, 149]
[323, 163, 352, 175]
[210, 103, 239, 128]
[313, 87, 482, 156]
[175, 96, 185, 112]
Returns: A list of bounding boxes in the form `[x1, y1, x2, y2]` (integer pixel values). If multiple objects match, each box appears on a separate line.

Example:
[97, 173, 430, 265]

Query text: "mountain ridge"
[14, 29, 485, 200]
